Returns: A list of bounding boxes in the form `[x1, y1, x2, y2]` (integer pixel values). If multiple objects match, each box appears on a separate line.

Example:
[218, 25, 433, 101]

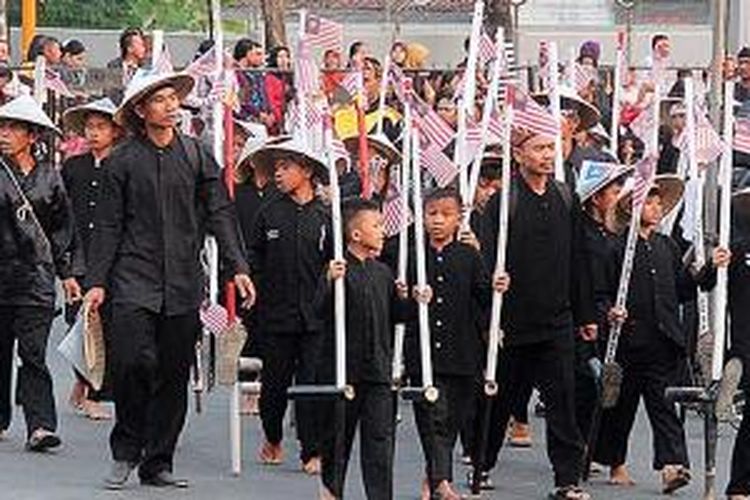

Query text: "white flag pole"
[483, 87, 513, 395]
[549, 42, 565, 183]
[610, 31, 625, 158]
[710, 81, 734, 382]
[392, 102, 411, 384]
[376, 55, 391, 136]
[463, 27, 504, 228]
[151, 30, 164, 70]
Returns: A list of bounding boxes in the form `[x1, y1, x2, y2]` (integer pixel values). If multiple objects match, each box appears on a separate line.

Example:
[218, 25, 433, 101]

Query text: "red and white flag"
[629, 101, 657, 150]
[419, 135, 458, 187]
[44, 69, 73, 97]
[303, 13, 343, 53]
[200, 302, 228, 335]
[573, 63, 598, 92]
[412, 94, 455, 150]
[383, 185, 413, 237]
[186, 46, 218, 78]
[478, 29, 496, 66]
[507, 84, 557, 139]
[632, 155, 657, 210]
[694, 110, 724, 164]
[735, 118, 750, 155]
[341, 70, 363, 97]
[154, 44, 174, 74]
[294, 38, 319, 95]
[538, 41, 551, 90]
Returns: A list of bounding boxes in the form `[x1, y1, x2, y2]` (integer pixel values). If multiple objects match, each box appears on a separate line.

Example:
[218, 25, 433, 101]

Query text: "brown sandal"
[549, 485, 591, 500]
[662, 465, 691, 494]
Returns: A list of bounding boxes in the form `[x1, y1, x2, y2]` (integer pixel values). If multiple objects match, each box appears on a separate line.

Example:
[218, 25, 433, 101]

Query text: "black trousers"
[259, 331, 322, 462]
[594, 338, 689, 470]
[413, 374, 474, 489]
[320, 383, 394, 500]
[0, 306, 57, 436]
[108, 305, 198, 478]
[727, 392, 750, 495]
[479, 333, 584, 487]
[459, 375, 482, 458]
[574, 338, 599, 439]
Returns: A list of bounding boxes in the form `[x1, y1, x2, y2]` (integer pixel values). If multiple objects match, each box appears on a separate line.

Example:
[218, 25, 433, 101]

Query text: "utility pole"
[22, 0, 36, 58]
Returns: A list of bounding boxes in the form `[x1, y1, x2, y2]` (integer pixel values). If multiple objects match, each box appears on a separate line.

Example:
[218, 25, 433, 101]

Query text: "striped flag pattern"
[632, 155, 657, 209]
[419, 135, 458, 187]
[735, 119, 750, 154]
[478, 30, 496, 65]
[44, 69, 73, 97]
[294, 38, 319, 95]
[695, 110, 724, 164]
[383, 185, 413, 237]
[412, 94, 455, 150]
[341, 70, 363, 97]
[573, 63, 598, 92]
[154, 44, 174, 74]
[507, 84, 557, 139]
[303, 14, 344, 52]
[186, 46, 218, 78]
[629, 101, 656, 150]
[200, 302, 228, 335]
[538, 41, 551, 89]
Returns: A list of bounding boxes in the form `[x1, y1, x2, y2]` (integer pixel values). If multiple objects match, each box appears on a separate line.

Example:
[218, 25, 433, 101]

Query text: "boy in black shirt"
[408, 188, 507, 500]
[317, 198, 409, 500]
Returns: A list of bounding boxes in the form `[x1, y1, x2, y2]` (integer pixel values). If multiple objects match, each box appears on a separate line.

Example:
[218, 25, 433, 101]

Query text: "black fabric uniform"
[574, 213, 618, 439]
[61, 152, 111, 400]
[0, 158, 78, 435]
[479, 175, 594, 488]
[316, 253, 410, 500]
[402, 239, 491, 491]
[594, 231, 714, 471]
[234, 180, 276, 366]
[246, 193, 331, 462]
[86, 133, 247, 478]
[726, 237, 750, 496]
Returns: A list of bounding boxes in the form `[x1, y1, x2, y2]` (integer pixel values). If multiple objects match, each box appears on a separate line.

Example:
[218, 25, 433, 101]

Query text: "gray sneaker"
[104, 461, 136, 490]
[717, 357, 744, 422]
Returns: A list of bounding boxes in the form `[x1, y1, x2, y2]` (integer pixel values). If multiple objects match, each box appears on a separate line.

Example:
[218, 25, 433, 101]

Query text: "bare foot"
[258, 441, 284, 465]
[240, 394, 259, 415]
[609, 465, 635, 486]
[302, 456, 322, 475]
[68, 380, 87, 410]
[435, 480, 462, 500]
[82, 400, 111, 420]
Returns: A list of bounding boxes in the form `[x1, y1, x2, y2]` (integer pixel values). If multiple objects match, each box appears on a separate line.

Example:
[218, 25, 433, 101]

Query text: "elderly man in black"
[84, 70, 254, 489]
[476, 128, 596, 500]
[0, 95, 81, 450]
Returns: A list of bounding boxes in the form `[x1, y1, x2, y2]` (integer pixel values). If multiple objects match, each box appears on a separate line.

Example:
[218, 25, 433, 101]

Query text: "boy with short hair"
[407, 187, 507, 500]
[317, 198, 410, 500]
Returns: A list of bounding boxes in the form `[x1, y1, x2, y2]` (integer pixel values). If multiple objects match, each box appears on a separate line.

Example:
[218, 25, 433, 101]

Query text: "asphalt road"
[0, 315, 738, 499]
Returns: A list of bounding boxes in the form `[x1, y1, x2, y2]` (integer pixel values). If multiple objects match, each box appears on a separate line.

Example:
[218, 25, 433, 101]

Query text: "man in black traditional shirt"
[247, 137, 332, 474]
[0, 95, 81, 450]
[477, 128, 596, 500]
[85, 70, 254, 489]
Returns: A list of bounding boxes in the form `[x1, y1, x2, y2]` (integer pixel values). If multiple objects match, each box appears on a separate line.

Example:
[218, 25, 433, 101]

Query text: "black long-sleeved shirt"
[316, 253, 410, 384]
[486, 176, 594, 345]
[61, 152, 105, 267]
[402, 240, 492, 377]
[0, 159, 79, 307]
[246, 194, 331, 333]
[581, 213, 619, 335]
[86, 133, 248, 315]
[611, 231, 715, 352]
